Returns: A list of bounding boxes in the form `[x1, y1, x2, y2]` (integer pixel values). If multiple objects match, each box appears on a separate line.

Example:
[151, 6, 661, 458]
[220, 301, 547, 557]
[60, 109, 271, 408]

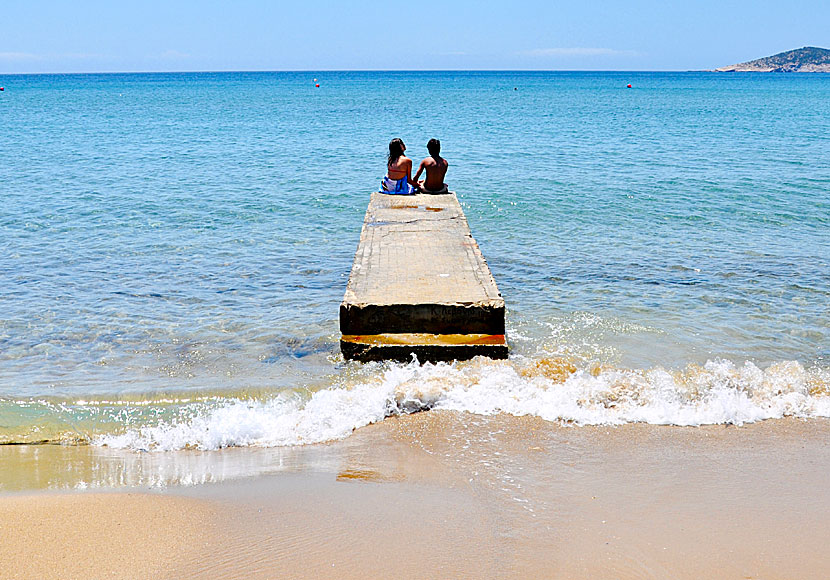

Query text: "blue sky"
[2, 0, 828, 73]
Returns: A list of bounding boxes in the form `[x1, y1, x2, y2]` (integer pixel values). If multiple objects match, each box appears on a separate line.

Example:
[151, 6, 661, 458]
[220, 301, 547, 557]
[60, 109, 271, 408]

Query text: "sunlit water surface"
[1, 71, 829, 448]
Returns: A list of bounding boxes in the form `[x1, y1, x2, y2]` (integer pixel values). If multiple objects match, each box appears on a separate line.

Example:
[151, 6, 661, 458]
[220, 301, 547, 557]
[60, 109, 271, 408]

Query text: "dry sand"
[3, 413, 830, 579]
[0, 492, 215, 580]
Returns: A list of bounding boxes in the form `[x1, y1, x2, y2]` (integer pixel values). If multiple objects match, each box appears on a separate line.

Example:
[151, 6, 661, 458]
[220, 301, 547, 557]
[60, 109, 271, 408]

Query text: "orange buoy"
[315, 83, 320, 88]
[627, 84, 632, 88]
[0, 87, 4, 91]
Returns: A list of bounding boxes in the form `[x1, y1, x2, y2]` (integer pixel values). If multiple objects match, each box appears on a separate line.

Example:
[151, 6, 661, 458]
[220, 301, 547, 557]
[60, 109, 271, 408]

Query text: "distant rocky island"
[715, 46, 830, 72]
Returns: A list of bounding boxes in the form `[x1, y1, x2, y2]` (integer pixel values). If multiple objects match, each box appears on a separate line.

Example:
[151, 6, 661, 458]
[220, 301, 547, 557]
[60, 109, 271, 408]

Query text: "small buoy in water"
[315, 83, 320, 88]
[627, 84, 632, 88]
[313, 78, 317, 82]
[0, 87, 4, 91]
[514, 87, 518, 91]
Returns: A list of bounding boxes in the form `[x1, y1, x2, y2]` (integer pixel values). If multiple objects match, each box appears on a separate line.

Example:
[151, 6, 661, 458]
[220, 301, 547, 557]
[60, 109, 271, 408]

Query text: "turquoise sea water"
[1, 71, 829, 448]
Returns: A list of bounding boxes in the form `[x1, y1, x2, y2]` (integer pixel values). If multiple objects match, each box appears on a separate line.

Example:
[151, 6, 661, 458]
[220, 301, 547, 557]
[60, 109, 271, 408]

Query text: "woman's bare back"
[387, 156, 412, 179]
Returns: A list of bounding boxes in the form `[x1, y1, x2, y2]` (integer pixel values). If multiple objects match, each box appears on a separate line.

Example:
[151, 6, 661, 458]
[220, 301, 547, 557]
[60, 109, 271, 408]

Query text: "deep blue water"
[1, 71, 829, 445]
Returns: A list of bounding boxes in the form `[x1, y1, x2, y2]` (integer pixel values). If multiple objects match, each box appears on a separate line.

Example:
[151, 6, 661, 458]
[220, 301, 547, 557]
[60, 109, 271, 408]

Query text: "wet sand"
[3, 414, 830, 579]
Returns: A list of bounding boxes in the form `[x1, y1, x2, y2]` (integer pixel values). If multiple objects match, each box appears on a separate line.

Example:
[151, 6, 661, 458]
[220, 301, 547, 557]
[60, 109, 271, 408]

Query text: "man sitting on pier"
[413, 139, 449, 194]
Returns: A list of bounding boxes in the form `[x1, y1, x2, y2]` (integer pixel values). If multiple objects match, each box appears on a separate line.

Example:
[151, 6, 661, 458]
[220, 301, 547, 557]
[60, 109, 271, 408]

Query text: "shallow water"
[1, 71, 829, 448]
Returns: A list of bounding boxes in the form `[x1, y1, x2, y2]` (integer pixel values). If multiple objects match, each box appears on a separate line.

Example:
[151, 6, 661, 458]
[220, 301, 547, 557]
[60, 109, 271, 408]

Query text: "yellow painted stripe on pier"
[341, 333, 506, 346]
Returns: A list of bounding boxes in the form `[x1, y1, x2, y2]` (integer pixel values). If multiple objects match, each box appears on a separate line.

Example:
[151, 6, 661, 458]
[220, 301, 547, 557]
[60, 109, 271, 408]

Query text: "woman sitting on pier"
[381, 138, 420, 194]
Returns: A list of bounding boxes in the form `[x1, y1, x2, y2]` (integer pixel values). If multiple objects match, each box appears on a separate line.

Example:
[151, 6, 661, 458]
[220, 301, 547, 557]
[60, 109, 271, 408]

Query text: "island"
[715, 46, 830, 72]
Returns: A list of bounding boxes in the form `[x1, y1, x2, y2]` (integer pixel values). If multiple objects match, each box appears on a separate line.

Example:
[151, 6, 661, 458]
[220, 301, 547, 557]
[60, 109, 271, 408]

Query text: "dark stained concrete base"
[340, 302, 505, 336]
[341, 193, 506, 362]
[340, 339, 508, 363]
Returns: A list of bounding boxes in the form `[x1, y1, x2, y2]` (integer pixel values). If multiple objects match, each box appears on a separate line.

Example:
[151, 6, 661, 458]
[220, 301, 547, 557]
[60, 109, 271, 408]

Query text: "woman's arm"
[405, 158, 421, 186]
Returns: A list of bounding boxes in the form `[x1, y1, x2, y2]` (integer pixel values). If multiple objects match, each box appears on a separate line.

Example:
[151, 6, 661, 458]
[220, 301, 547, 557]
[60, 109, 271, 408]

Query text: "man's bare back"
[413, 138, 449, 193]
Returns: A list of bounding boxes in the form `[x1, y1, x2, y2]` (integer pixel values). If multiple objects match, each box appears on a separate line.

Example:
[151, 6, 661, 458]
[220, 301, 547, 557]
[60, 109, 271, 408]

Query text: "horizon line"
[0, 68, 725, 76]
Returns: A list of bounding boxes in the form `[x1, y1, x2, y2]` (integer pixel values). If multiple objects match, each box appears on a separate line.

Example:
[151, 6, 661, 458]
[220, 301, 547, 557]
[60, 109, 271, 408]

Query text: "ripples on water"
[1, 71, 828, 447]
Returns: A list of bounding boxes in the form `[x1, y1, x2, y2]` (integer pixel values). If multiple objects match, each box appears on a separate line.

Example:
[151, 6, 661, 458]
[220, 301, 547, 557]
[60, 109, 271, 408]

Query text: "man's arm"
[412, 159, 426, 185]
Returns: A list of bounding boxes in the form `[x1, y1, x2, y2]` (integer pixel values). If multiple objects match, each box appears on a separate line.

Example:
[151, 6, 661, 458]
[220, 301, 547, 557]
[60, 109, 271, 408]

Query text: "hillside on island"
[715, 46, 830, 72]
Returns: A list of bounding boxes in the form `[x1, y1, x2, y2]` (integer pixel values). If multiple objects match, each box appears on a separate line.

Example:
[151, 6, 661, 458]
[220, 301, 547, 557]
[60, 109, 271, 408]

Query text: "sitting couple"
[380, 138, 449, 195]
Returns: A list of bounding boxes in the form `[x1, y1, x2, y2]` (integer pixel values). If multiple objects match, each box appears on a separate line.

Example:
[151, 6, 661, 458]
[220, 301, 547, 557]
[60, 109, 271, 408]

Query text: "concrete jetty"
[340, 192, 507, 362]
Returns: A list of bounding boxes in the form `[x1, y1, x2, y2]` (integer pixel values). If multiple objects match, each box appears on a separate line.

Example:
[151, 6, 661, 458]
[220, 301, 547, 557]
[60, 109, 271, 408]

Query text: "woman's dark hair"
[388, 138, 405, 166]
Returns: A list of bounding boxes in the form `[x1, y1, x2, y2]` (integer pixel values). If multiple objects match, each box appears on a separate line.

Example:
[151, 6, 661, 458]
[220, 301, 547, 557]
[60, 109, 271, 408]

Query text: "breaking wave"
[97, 357, 830, 451]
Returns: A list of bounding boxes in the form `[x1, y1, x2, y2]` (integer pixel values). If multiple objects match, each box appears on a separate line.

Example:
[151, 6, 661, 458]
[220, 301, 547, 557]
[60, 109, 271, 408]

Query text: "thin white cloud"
[0, 52, 107, 62]
[520, 47, 640, 57]
[0, 52, 40, 61]
[63, 53, 107, 60]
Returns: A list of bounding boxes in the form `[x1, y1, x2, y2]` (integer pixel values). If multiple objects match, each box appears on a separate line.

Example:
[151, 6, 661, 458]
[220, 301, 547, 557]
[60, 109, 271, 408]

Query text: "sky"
[2, 0, 828, 73]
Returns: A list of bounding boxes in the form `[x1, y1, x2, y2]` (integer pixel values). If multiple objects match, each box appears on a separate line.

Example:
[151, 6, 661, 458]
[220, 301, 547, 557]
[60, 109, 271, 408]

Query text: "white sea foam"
[98, 358, 830, 451]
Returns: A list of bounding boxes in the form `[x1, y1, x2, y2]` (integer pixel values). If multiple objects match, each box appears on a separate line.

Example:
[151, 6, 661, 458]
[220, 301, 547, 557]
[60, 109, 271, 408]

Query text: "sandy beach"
[0, 492, 215, 579]
[3, 413, 830, 579]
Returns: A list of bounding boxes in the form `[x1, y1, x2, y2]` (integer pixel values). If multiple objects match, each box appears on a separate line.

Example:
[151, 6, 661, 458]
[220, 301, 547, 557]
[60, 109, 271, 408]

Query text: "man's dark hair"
[427, 138, 441, 157]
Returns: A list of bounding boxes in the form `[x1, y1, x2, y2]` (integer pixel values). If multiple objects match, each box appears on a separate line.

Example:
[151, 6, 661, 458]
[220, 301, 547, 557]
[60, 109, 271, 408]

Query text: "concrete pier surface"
[341, 192, 507, 362]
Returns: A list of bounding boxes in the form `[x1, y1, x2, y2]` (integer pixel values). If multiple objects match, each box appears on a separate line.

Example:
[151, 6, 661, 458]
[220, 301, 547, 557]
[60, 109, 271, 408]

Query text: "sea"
[1, 71, 829, 453]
